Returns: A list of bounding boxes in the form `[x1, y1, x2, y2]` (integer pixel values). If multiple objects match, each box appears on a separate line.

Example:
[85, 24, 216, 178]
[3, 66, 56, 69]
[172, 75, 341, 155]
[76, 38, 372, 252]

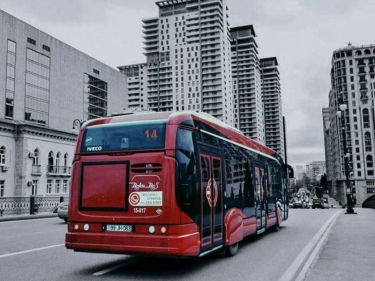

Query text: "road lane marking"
[278, 210, 341, 281]
[0, 244, 64, 259]
[93, 257, 139, 276]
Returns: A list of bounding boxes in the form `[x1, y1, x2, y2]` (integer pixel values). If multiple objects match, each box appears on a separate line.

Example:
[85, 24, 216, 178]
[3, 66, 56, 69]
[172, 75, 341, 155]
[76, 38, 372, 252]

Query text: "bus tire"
[225, 242, 239, 257]
[272, 223, 280, 232]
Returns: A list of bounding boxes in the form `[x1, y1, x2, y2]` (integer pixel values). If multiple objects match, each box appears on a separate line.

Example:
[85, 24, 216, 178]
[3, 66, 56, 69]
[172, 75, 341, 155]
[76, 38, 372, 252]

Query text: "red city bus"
[65, 111, 292, 257]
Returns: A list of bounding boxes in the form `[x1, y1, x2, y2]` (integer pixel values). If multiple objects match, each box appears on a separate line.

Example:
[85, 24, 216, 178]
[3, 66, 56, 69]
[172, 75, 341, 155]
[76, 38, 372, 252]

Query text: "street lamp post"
[71, 119, 85, 131]
[336, 94, 356, 214]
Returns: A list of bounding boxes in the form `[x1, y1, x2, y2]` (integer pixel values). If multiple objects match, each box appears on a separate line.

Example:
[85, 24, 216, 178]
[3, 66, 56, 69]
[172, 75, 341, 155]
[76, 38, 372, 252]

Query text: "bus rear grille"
[131, 163, 162, 173]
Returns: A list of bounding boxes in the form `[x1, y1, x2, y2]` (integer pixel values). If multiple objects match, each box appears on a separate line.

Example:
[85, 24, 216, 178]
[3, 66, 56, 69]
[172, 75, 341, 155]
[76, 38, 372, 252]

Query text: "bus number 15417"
[134, 208, 146, 214]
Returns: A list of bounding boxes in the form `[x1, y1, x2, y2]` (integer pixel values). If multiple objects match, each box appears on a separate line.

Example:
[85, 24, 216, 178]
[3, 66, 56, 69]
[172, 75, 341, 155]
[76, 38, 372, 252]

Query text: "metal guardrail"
[0, 197, 30, 215]
[362, 194, 375, 209]
[0, 196, 69, 215]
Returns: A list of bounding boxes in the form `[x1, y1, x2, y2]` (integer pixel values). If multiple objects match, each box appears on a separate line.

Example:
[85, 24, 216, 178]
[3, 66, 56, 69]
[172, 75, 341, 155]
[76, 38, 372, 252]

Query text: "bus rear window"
[80, 121, 166, 152]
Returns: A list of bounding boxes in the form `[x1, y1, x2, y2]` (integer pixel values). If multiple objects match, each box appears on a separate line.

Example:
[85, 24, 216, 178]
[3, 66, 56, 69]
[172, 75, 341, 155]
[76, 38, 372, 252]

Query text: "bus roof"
[83, 111, 280, 161]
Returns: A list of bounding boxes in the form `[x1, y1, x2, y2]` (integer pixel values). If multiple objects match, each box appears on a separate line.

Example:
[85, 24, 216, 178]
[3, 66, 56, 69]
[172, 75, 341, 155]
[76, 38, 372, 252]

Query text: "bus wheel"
[273, 223, 280, 232]
[225, 242, 239, 257]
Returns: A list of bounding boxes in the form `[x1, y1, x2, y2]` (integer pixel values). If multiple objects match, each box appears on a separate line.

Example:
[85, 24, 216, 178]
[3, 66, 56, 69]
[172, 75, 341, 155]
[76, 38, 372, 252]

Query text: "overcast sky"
[1, 0, 374, 167]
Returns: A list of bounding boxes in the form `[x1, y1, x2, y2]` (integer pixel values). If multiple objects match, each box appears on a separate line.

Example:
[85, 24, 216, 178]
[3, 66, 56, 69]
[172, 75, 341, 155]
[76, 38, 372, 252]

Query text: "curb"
[0, 213, 58, 222]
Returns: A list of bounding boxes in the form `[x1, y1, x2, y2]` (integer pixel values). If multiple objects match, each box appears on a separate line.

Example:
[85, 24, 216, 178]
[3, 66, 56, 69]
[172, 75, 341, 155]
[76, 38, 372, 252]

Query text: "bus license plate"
[106, 224, 133, 232]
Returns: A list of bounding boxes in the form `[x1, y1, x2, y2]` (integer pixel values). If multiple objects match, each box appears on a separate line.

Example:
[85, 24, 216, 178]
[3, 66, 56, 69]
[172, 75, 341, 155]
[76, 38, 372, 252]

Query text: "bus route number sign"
[144, 129, 158, 141]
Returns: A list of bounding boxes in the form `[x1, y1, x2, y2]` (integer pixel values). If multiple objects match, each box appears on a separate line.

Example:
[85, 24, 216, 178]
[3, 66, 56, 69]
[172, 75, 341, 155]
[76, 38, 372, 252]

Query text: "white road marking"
[93, 258, 139, 276]
[0, 244, 64, 259]
[278, 210, 341, 281]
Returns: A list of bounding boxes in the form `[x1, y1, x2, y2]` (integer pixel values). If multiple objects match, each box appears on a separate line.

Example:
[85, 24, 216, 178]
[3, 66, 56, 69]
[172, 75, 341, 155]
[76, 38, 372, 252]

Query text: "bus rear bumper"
[65, 227, 201, 257]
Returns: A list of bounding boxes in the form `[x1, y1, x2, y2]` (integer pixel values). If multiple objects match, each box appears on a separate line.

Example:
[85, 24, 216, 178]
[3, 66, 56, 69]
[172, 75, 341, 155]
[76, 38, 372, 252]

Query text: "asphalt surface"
[1, 198, 374, 281]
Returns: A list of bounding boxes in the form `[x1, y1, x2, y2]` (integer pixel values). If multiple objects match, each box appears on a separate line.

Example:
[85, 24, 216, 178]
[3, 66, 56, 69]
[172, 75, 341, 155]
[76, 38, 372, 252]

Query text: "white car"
[57, 202, 69, 223]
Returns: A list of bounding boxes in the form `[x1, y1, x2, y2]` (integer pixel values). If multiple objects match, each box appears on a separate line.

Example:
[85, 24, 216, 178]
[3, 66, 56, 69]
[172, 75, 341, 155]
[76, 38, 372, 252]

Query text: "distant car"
[293, 199, 302, 208]
[57, 201, 69, 223]
[322, 202, 330, 209]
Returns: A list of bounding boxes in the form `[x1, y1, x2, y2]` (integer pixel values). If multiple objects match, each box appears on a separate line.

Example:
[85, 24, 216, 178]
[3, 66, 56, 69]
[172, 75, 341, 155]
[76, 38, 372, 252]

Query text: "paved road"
[0, 202, 375, 281]
[0, 208, 351, 281]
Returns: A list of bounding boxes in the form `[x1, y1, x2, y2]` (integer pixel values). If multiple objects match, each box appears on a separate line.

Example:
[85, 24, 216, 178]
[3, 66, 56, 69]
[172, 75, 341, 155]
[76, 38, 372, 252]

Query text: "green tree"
[320, 173, 328, 191]
[302, 174, 311, 187]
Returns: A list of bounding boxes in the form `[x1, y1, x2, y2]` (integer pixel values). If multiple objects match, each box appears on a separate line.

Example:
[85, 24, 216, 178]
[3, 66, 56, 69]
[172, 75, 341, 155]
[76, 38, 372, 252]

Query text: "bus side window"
[176, 128, 198, 218]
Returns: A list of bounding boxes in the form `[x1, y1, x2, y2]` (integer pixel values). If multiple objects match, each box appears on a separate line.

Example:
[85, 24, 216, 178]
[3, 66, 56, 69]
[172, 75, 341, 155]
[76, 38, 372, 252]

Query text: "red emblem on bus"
[206, 179, 218, 207]
[129, 193, 140, 206]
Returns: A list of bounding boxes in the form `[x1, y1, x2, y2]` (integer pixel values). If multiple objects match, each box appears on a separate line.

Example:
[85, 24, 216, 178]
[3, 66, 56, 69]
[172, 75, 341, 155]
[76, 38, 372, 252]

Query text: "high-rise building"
[323, 43, 375, 206]
[260, 57, 284, 158]
[120, 0, 234, 125]
[118, 63, 148, 111]
[0, 9, 127, 199]
[230, 25, 264, 143]
[118, 0, 287, 157]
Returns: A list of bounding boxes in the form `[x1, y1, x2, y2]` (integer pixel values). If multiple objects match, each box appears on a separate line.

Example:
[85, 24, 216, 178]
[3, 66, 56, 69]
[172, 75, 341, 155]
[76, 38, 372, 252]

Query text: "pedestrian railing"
[0, 196, 68, 216]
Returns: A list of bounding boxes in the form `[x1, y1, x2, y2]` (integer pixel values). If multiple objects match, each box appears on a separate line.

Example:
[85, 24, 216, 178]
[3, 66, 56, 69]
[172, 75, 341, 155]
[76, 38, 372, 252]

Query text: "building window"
[56, 152, 61, 169]
[64, 153, 68, 173]
[33, 149, 39, 165]
[5, 40, 16, 119]
[363, 109, 370, 128]
[32, 180, 38, 195]
[42, 45, 50, 52]
[55, 180, 60, 194]
[366, 155, 373, 168]
[0, 180, 4, 197]
[84, 74, 108, 120]
[48, 151, 55, 173]
[27, 37, 36, 45]
[364, 132, 372, 152]
[93, 69, 100, 75]
[47, 180, 52, 194]
[24, 48, 50, 126]
[63, 180, 68, 193]
[0, 146, 5, 165]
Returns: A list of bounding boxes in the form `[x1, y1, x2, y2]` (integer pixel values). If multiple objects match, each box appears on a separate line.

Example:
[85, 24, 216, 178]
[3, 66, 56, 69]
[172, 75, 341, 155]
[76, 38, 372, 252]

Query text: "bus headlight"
[83, 224, 90, 231]
[161, 226, 166, 233]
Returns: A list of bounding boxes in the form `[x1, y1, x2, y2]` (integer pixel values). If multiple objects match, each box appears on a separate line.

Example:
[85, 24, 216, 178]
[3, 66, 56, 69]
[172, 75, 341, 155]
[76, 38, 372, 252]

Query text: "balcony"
[31, 165, 42, 176]
[46, 165, 72, 177]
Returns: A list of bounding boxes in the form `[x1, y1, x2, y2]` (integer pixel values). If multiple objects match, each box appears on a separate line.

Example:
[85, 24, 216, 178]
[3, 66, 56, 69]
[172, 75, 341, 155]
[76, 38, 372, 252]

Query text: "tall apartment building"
[260, 57, 284, 158]
[0, 9, 127, 199]
[118, 0, 286, 157]
[230, 25, 264, 143]
[323, 43, 375, 206]
[118, 63, 148, 111]
[119, 0, 234, 125]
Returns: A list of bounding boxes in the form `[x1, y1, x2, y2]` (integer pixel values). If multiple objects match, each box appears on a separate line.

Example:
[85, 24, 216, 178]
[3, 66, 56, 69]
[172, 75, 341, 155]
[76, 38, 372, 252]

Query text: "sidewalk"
[304, 207, 375, 281]
[327, 196, 342, 209]
[0, 212, 57, 222]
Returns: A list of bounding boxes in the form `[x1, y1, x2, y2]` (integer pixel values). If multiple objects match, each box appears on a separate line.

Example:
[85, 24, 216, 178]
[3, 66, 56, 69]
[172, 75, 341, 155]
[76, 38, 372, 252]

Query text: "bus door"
[199, 147, 224, 253]
[254, 163, 267, 232]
